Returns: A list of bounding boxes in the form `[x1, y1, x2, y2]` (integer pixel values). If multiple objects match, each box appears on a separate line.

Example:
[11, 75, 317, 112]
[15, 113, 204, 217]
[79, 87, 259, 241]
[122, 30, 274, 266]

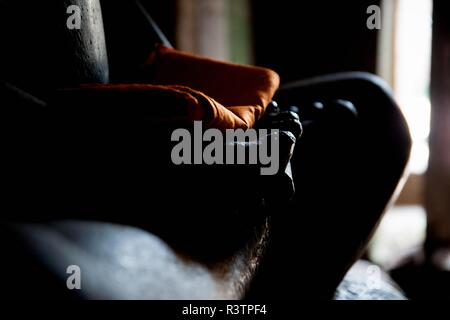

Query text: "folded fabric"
[54, 46, 280, 130]
[143, 45, 281, 129]
[53, 84, 260, 130]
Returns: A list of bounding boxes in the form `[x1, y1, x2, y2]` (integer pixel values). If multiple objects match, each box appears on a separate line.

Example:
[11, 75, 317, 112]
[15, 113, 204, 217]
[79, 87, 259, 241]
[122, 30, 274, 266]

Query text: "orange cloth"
[145, 45, 280, 129]
[57, 47, 280, 131]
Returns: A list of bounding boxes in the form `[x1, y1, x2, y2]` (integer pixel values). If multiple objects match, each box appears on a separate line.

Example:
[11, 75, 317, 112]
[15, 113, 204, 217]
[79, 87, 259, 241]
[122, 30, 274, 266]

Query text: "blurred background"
[140, 0, 449, 297]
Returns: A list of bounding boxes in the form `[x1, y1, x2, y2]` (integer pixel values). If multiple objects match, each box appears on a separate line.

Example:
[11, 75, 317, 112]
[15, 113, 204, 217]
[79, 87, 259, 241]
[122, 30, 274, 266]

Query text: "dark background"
[142, 0, 380, 82]
[251, 0, 380, 81]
